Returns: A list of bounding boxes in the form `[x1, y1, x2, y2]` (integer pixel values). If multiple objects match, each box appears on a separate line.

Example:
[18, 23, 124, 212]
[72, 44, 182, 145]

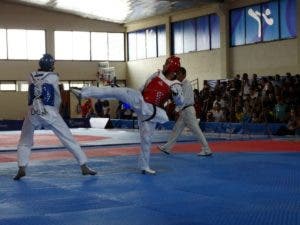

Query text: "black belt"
[142, 104, 157, 122]
[182, 104, 194, 111]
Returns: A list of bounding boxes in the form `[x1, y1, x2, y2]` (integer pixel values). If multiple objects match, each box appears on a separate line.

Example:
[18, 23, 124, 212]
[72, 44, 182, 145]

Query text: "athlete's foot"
[13, 166, 26, 180]
[141, 168, 156, 175]
[81, 164, 97, 175]
[157, 145, 170, 155]
[197, 147, 213, 157]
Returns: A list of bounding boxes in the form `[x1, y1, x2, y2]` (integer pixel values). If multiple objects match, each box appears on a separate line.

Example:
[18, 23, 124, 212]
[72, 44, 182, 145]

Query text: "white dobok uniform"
[81, 70, 184, 170]
[160, 78, 210, 151]
[17, 71, 88, 167]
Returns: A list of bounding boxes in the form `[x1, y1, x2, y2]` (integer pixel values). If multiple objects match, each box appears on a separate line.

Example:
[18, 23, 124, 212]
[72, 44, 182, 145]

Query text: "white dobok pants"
[17, 108, 88, 167]
[81, 86, 169, 170]
[161, 106, 209, 151]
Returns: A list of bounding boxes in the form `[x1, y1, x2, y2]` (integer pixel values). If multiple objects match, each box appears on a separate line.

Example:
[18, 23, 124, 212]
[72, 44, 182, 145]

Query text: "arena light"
[19, 0, 131, 23]
[21, 0, 48, 4]
[56, 0, 131, 22]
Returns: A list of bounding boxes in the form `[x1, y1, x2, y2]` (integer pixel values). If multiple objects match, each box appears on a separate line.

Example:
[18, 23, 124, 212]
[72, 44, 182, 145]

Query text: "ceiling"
[5, 0, 224, 24]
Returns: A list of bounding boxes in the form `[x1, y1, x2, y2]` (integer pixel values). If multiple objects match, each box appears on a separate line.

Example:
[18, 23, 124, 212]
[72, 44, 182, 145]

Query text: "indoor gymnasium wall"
[125, 0, 299, 89]
[228, 0, 299, 76]
[0, 1, 126, 119]
[125, 4, 224, 89]
[126, 53, 222, 90]
[0, 92, 27, 120]
[229, 39, 298, 76]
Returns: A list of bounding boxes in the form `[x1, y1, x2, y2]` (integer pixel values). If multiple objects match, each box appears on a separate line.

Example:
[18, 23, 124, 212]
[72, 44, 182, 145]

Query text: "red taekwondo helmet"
[164, 56, 181, 74]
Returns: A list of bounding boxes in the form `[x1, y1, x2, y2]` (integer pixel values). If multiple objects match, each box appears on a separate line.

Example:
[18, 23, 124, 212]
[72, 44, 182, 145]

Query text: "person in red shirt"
[71, 56, 184, 175]
[81, 98, 92, 118]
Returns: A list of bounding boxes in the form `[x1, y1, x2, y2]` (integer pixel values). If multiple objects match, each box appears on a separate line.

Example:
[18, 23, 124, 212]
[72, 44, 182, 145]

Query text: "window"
[91, 32, 124, 61]
[210, 14, 220, 49]
[0, 80, 96, 92]
[91, 32, 108, 61]
[0, 81, 16, 91]
[171, 14, 220, 54]
[246, 5, 261, 44]
[16, 81, 28, 92]
[55, 31, 90, 60]
[157, 25, 166, 56]
[196, 16, 210, 50]
[172, 22, 184, 54]
[60, 81, 70, 91]
[73, 32, 90, 60]
[183, 19, 196, 53]
[146, 28, 157, 58]
[136, 30, 146, 59]
[262, 1, 279, 42]
[230, 8, 245, 46]
[280, 0, 296, 39]
[55, 31, 72, 60]
[6, 29, 45, 60]
[128, 32, 137, 60]
[27, 30, 46, 59]
[108, 33, 124, 61]
[230, 0, 297, 47]
[8, 29, 27, 59]
[0, 29, 7, 59]
[128, 25, 166, 61]
[69, 81, 93, 88]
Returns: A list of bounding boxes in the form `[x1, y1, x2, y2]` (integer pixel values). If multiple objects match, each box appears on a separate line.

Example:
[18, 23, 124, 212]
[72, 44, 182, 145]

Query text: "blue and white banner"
[230, 0, 296, 46]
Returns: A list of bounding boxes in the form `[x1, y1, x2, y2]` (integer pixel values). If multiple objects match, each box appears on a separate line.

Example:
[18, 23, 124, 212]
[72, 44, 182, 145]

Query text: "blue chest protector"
[28, 80, 55, 106]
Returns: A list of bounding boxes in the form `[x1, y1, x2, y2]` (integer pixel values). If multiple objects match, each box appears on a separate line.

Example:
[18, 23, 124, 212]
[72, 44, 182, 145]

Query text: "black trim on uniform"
[142, 104, 157, 122]
[182, 104, 194, 111]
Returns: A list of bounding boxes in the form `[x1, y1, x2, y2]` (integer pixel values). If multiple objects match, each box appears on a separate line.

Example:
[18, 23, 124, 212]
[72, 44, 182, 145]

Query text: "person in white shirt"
[14, 54, 96, 180]
[211, 103, 225, 122]
[71, 56, 184, 175]
[158, 67, 212, 156]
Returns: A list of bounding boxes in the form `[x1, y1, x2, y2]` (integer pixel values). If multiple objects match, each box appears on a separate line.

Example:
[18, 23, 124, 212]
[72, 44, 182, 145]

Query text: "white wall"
[0, 1, 127, 119]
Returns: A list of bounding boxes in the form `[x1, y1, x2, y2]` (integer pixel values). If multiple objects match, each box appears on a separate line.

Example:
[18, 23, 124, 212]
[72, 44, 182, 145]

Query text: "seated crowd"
[73, 73, 299, 135]
[166, 72, 300, 135]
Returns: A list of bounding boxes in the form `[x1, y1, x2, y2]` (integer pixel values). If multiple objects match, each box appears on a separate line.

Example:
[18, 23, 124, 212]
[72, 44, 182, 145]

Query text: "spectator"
[81, 98, 92, 118]
[193, 89, 202, 119]
[86, 107, 97, 118]
[102, 100, 110, 118]
[274, 95, 288, 122]
[211, 103, 225, 122]
[241, 73, 251, 99]
[251, 111, 260, 123]
[213, 80, 223, 97]
[233, 74, 242, 94]
[213, 95, 225, 108]
[235, 106, 244, 122]
[251, 73, 259, 90]
[276, 108, 300, 135]
[273, 74, 282, 88]
[94, 99, 104, 117]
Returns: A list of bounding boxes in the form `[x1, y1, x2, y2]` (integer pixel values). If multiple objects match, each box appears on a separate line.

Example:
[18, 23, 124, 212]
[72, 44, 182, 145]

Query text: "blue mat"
[1, 152, 300, 225]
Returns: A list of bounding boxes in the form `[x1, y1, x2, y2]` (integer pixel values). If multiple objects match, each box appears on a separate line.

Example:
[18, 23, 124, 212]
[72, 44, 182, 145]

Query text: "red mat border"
[0, 140, 299, 163]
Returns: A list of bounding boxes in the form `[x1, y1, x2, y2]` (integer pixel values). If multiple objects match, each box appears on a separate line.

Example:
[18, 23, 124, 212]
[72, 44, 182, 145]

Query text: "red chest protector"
[142, 74, 172, 108]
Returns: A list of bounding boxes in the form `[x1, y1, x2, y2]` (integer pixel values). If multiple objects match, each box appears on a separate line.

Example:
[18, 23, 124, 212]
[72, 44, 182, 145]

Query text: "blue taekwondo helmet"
[39, 53, 55, 71]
